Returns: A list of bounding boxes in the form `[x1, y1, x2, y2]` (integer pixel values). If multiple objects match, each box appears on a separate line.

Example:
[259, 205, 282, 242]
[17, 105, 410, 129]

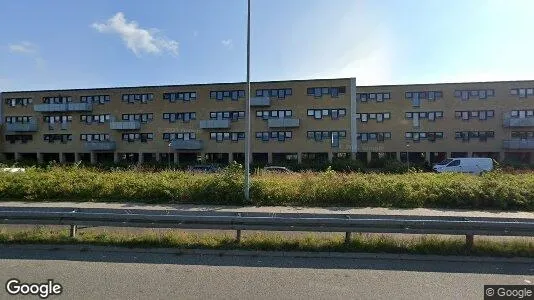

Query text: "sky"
[2, 0, 534, 91]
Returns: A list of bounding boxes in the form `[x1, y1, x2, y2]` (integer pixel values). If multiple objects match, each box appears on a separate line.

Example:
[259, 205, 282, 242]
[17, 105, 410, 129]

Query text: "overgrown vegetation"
[0, 163, 533, 210]
[0, 227, 532, 257]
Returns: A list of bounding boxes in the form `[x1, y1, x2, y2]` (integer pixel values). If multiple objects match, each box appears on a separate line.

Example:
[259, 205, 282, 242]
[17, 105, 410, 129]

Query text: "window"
[308, 86, 346, 98]
[255, 88, 292, 99]
[169, 112, 195, 122]
[81, 133, 110, 141]
[5, 116, 33, 124]
[121, 132, 154, 142]
[454, 131, 494, 142]
[43, 134, 72, 143]
[121, 94, 154, 104]
[255, 131, 292, 142]
[256, 110, 292, 120]
[163, 91, 197, 102]
[209, 131, 245, 142]
[43, 96, 72, 104]
[455, 89, 495, 100]
[5, 97, 33, 107]
[405, 131, 444, 142]
[209, 90, 245, 101]
[454, 110, 493, 121]
[307, 130, 346, 147]
[122, 113, 155, 123]
[5, 134, 33, 143]
[448, 160, 460, 167]
[163, 132, 196, 141]
[358, 132, 391, 142]
[81, 95, 110, 104]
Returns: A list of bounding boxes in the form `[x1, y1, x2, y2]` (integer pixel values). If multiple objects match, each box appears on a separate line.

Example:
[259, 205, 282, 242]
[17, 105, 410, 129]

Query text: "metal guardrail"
[0, 209, 533, 248]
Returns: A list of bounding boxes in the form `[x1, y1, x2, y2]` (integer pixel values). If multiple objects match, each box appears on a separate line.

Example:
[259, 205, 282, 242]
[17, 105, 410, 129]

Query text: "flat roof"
[358, 79, 534, 88]
[3, 77, 534, 94]
[1, 77, 354, 94]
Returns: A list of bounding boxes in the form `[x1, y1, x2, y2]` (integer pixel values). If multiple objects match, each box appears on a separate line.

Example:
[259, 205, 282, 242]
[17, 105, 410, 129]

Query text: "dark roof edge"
[358, 78, 534, 88]
[1, 77, 354, 94]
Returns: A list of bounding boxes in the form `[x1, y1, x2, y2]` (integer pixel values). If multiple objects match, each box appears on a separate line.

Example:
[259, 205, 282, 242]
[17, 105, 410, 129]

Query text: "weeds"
[0, 228, 532, 257]
[0, 166, 533, 210]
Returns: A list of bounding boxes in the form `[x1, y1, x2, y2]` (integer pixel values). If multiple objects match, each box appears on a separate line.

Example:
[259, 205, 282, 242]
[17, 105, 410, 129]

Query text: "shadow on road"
[0, 245, 532, 276]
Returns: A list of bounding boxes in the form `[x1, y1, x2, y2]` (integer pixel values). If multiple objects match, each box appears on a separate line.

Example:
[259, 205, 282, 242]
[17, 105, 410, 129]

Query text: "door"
[444, 159, 461, 173]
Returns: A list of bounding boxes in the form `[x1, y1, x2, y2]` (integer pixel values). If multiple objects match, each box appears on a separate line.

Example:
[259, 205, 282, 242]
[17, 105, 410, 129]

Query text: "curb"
[1, 244, 533, 263]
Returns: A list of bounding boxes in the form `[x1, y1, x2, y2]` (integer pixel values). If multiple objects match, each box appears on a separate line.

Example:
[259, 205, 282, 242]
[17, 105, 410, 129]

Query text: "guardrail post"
[465, 234, 474, 250]
[236, 230, 242, 243]
[344, 215, 352, 244]
[345, 232, 352, 244]
[70, 225, 77, 238]
[235, 212, 242, 243]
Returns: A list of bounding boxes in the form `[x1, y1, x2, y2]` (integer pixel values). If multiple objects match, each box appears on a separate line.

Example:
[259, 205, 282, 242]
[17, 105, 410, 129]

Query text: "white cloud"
[221, 39, 233, 49]
[92, 12, 178, 56]
[7, 41, 46, 69]
[8, 41, 37, 54]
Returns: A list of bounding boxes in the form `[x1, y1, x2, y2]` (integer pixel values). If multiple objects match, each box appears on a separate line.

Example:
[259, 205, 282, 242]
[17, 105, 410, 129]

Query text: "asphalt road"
[1, 201, 533, 219]
[0, 246, 532, 300]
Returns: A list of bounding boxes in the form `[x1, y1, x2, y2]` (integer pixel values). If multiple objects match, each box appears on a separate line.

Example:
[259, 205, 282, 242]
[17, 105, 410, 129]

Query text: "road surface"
[1, 201, 532, 219]
[0, 246, 532, 299]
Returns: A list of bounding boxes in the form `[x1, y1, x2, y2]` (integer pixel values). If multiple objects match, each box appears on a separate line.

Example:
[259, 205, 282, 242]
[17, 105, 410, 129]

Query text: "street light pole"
[244, 0, 251, 202]
[168, 140, 172, 169]
[406, 143, 410, 169]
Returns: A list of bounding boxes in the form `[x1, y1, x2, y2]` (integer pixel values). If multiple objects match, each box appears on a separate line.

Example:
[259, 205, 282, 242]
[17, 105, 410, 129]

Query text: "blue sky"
[2, 0, 534, 91]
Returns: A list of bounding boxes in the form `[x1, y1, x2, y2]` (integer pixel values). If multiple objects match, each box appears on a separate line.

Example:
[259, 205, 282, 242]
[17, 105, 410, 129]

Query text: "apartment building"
[1, 77, 534, 165]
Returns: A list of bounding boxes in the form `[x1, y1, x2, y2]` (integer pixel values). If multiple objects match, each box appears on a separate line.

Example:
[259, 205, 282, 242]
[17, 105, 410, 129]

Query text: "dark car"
[262, 166, 293, 173]
[187, 165, 220, 173]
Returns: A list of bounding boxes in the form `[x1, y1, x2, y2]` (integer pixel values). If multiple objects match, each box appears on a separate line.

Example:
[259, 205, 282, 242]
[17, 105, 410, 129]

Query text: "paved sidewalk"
[0, 201, 532, 219]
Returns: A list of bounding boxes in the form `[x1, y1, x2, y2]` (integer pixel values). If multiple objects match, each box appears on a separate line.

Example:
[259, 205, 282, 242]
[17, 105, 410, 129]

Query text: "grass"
[0, 227, 532, 258]
[0, 164, 533, 210]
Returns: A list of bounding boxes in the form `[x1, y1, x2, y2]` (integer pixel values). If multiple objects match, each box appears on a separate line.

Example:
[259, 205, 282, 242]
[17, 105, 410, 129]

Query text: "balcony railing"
[170, 139, 203, 150]
[503, 117, 534, 127]
[250, 96, 271, 107]
[199, 119, 230, 129]
[84, 141, 117, 151]
[503, 139, 534, 150]
[34, 103, 93, 112]
[110, 121, 141, 130]
[5, 122, 38, 132]
[267, 118, 300, 128]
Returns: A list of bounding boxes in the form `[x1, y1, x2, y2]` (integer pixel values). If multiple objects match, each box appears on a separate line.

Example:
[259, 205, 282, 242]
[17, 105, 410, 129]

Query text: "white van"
[432, 158, 494, 175]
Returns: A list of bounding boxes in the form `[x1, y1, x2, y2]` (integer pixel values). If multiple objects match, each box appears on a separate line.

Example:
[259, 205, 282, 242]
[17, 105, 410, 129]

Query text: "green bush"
[0, 166, 533, 211]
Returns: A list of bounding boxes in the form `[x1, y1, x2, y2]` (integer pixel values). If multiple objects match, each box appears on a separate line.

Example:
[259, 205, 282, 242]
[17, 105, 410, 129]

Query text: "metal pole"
[69, 225, 77, 238]
[168, 141, 171, 169]
[406, 143, 410, 169]
[244, 0, 251, 202]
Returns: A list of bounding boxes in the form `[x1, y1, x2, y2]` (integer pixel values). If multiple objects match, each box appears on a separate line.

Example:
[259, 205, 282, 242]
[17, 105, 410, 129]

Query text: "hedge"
[0, 165, 532, 210]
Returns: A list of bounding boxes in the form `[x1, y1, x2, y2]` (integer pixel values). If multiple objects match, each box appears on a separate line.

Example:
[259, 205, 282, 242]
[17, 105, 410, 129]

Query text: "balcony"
[199, 119, 230, 129]
[170, 139, 203, 150]
[110, 121, 141, 130]
[250, 96, 271, 107]
[5, 122, 38, 132]
[268, 118, 300, 128]
[503, 139, 534, 150]
[503, 117, 534, 127]
[84, 141, 116, 151]
[34, 103, 93, 112]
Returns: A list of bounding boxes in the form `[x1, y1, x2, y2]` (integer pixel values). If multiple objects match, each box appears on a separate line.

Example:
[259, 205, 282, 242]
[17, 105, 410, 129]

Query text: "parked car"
[262, 166, 293, 173]
[1, 168, 25, 173]
[432, 158, 494, 175]
[187, 165, 220, 173]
